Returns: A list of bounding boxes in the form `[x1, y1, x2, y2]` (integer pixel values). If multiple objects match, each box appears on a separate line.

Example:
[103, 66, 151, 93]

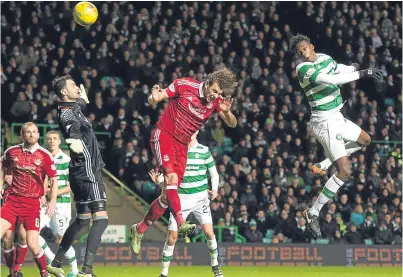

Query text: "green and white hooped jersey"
[178, 143, 215, 200]
[296, 53, 343, 115]
[54, 149, 71, 204]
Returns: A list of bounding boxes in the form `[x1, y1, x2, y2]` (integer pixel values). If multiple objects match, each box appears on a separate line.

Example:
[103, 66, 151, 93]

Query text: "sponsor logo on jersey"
[195, 153, 200, 159]
[163, 155, 170, 162]
[16, 164, 36, 172]
[188, 103, 206, 119]
[34, 159, 42, 166]
[186, 165, 200, 170]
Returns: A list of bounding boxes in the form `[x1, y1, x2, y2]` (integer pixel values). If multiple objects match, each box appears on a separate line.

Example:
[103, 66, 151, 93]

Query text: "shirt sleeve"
[43, 153, 57, 178]
[297, 64, 320, 84]
[165, 79, 179, 98]
[335, 63, 356, 74]
[59, 109, 82, 139]
[215, 98, 222, 113]
[205, 151, 219, 191]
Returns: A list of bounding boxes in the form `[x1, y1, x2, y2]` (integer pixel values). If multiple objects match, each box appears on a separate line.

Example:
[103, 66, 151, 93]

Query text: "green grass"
[1, 266, 401, 277]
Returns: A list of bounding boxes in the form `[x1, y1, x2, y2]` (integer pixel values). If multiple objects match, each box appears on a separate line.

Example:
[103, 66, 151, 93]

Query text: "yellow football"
[73, 2, 98, 26]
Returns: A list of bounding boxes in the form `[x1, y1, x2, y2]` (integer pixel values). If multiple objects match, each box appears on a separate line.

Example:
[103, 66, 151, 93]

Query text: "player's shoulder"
[37, 146, 54, 160]
[192, 143, 211, 154]
[296, 60, 314, 72]
[57, 151, 71, 162]
[176, 77, 200, 90]
[317, 53, 334, 61]
[4, 144, 22, 155]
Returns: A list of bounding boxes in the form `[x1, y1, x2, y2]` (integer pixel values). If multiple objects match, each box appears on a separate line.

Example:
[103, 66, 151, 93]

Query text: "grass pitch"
[1, 266, 401, 277]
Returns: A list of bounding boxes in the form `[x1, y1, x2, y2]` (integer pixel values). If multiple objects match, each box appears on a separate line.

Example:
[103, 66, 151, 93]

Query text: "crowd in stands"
[1, 1, 402, 244]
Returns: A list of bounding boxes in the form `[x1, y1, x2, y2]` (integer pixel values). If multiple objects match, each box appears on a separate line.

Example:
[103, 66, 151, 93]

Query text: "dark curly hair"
[289, 34, 311, 54]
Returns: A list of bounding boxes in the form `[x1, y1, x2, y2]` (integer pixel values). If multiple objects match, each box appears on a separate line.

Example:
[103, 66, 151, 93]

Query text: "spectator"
[10, 92, 31, 122]
[361, 213, 377, 239]
[330, 230, 346, 244]
[255, 210, 267, 235]
[350, 204, 365, 227]
[295, 217, 312, 243]
[345, 224, 363, 244]
[244, 219, 263, 243]
[240, 185, 258, 212]
[375, 221, 395, 245]
[335, 213, 347, 235]
[321, 213, 338, 239]
[211, 120, 225, 146]
[216, 218, 235, 242]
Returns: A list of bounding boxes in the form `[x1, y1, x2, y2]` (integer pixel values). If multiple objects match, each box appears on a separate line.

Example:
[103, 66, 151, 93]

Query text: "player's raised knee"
[360, 132, 371, 147]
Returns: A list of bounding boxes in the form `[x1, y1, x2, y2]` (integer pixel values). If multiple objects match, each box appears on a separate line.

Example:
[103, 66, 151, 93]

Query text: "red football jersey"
[2, 144, 57, 198]
[156, 78, 222, 144]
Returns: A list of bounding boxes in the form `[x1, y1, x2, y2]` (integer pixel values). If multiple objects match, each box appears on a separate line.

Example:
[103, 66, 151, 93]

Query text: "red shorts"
[150, 128, 188, 185]
[1, 195, 41, 231]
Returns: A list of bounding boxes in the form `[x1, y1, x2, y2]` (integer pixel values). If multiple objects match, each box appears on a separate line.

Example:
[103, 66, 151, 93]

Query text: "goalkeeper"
[47, 75, 108, 277]
[149, 131, 224, 277]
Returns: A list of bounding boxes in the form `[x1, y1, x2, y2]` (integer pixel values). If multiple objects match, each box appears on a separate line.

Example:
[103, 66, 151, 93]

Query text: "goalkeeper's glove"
[79, 84, 90, 103]
[359, 68, 383, 81]
[65, 139, 84, 154]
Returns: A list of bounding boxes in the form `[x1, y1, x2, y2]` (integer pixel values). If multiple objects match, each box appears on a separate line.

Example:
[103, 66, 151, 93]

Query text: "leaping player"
[130, 68, 238, 254]
[290, 34, 383, 237]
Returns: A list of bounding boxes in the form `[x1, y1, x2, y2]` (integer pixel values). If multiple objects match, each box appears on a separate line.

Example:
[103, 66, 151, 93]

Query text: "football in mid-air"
[73, 1, 98, 26]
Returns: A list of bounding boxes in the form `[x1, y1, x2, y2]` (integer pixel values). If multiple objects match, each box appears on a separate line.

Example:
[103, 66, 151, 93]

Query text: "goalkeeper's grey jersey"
[58, 99, 105, 184]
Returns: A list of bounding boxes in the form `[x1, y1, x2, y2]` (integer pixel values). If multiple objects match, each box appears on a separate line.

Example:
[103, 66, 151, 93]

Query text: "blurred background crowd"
[1, 1, 402, 244]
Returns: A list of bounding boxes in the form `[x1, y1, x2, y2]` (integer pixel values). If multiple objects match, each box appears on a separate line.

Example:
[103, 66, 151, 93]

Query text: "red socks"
[3, 246, 15, 273]
[13, 243, 28, 272]
[34, 249, 48, 276]
[166, 188, 184, 227]
[137, 196, 167, 234]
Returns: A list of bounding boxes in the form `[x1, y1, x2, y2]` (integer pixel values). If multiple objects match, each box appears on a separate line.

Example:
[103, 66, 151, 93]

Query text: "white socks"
[160, 236, 219, 276]
[65, 246, 79, 274]
[310, 174, 344, 216]
[161, 242, 174, 276]
[39, 236, 55, 263]
[39, 236, 78, 274]
[207, 236, 218, 266]
[318, 142, 362, 170]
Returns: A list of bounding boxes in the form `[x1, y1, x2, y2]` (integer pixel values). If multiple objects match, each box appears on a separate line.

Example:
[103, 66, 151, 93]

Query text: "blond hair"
[205, 68, 238, 97]
[20, 122, 38, 135]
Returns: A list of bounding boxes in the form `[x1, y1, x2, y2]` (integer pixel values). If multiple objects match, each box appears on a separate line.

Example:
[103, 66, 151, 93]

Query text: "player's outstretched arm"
[335, 63, 360, 73]
[315, 68, 383, 86]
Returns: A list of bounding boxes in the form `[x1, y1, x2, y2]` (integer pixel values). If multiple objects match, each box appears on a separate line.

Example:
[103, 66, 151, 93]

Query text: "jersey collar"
[199, 82, 204, 98]
[189, 142, 199, 149]
[59, 102, 75, 109]
[21, 143, 39, 153]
